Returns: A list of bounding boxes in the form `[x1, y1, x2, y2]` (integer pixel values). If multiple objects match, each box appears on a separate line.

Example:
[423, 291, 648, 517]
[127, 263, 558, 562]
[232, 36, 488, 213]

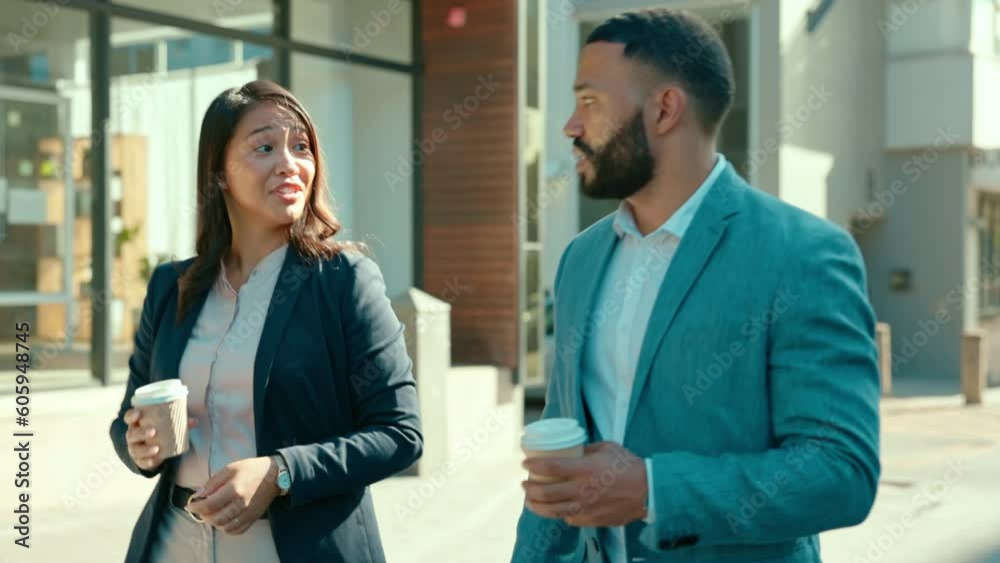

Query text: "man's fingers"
[522, 480, 578, 504]
[583, 441, 613, 455]
[523, 456, 584, 480]
[525, 499, 582, 520]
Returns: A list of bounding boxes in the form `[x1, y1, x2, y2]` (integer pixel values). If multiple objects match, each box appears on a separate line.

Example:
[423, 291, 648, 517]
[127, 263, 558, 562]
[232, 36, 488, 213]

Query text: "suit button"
[659, 534, 699, 550]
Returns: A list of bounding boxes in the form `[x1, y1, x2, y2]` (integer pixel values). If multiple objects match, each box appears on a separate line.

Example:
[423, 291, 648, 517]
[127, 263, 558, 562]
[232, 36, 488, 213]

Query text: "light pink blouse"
[154, 244, 288, 563]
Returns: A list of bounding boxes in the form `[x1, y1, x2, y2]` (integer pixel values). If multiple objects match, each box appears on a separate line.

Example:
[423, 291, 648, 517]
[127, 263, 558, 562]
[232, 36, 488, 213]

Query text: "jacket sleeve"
[277, 256, 423, 509]
[109, 263, 172, 479]
[511, 239, 588, 563]
[640, 227, 881, 552]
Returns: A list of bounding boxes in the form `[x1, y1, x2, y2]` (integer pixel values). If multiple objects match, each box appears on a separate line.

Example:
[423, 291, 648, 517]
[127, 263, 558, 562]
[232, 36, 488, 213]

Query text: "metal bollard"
[961, 330, 987, 405]
[876, 322, 891, 397]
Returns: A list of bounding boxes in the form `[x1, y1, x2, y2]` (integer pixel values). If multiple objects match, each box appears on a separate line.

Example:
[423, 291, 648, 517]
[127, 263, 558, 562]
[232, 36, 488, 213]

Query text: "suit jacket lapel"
[162, 279, 207, 382]
[624, 168, 745, 431]
[252, 247, 313, 443]
[563, 221, 618, 429]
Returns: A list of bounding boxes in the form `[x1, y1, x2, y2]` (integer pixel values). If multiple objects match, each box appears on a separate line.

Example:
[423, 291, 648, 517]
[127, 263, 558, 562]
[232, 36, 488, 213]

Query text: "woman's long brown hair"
[176, 80, 356, 323]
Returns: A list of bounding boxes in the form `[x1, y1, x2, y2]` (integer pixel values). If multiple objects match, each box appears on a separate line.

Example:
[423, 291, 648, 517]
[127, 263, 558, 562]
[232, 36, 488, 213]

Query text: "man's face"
[564, 42, 655, 200]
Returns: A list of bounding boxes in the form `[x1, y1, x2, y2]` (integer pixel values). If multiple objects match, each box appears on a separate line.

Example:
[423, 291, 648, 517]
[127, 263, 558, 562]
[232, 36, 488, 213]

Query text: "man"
[511, 8, 879, 563]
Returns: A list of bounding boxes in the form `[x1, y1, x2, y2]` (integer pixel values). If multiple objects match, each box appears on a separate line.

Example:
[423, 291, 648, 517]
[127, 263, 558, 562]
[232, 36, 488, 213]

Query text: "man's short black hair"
[586, 8, 735, 135]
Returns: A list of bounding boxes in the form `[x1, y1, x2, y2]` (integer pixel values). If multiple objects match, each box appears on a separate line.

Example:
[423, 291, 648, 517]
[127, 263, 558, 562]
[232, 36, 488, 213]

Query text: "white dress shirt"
[580, 155, 727, 563]
[153, 244, 288, 563]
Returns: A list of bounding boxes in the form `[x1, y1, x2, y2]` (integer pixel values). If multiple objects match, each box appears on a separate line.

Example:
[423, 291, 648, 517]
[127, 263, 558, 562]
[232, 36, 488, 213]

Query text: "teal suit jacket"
[512, 164, 880, 563]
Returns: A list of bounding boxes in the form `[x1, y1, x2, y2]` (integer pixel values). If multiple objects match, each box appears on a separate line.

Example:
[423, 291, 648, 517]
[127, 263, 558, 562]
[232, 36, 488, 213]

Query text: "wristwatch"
[272, 454, 291, 496]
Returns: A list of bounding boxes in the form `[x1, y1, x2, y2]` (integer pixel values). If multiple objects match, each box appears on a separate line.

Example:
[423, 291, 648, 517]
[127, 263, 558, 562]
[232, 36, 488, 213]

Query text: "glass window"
[293, 0, 412, 64]
[113, 0, 275, 32]
[291, 54, 413, 294]
[0, 4, 90, 368]
[166, 36, 235, 70]
[980, 193, 1000, 314]
[108, 18, 277, 347]
[111, 43, 157, 77]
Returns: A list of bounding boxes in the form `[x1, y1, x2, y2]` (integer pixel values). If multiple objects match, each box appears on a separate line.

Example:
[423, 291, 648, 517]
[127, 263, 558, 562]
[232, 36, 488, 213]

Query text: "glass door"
[0, 87, 75, 350]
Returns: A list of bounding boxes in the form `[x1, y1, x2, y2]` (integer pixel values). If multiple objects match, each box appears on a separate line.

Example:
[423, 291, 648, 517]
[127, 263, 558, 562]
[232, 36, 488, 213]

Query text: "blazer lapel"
[252, 247, 314, 442]
[162, 280, 207, 382]
[562, 220, 618, 427]
[624, 168, 745, 431]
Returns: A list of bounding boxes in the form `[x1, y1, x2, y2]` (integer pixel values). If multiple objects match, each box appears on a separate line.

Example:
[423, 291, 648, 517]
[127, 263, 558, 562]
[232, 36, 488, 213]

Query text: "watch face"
[278, 472, 292, 490]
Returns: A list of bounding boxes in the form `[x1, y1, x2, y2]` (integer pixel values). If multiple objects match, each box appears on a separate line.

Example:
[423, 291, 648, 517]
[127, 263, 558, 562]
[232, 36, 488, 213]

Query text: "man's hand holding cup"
[520, 419, 648, 527]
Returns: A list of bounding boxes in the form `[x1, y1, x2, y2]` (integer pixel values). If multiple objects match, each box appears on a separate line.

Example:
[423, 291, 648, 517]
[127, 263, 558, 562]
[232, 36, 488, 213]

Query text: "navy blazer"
[109, 246, 423, 563]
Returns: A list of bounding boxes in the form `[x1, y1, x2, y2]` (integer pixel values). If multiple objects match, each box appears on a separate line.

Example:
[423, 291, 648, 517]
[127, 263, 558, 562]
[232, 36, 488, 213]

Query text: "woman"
[109, 80, 422, 563]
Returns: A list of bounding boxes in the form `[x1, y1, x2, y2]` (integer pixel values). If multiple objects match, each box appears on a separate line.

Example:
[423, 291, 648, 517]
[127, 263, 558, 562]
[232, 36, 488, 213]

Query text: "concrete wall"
[856, 151, 968, 381]
[882, 0, 1000, 151]
[776, 0, 884, 228]
[352, 67, 414, 297]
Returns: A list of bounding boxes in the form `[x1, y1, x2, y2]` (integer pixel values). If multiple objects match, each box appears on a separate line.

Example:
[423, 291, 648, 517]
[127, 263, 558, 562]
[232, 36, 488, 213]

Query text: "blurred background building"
[2, 0, 1000, 402]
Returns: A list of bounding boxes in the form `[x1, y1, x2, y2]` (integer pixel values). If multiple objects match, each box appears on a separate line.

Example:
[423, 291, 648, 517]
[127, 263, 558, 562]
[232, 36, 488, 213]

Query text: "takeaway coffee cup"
[521, 418, 588, 483]
[131, 380, 190, 459]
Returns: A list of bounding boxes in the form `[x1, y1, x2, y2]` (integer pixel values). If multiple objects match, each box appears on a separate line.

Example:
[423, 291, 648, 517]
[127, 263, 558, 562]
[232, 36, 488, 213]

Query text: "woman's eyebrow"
[247, 125, 273, 138]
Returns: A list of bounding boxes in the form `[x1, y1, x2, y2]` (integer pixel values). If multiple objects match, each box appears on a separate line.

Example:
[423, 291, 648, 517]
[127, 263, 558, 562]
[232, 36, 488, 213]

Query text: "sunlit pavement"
[1, 385, 999, 563]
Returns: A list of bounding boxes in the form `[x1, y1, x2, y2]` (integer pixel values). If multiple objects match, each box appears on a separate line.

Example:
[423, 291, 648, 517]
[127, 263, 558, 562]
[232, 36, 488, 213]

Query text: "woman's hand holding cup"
[124, 408, 198, 471]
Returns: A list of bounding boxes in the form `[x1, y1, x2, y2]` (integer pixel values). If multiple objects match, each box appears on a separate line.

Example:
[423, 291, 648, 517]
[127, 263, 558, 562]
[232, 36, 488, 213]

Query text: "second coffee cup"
[521, 417, 588, 483]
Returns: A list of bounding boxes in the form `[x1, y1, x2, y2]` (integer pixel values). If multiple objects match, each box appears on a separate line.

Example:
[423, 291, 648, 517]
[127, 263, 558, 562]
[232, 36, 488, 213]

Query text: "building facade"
[0, 0, 546, 392]
[541, 0, 1000, 390]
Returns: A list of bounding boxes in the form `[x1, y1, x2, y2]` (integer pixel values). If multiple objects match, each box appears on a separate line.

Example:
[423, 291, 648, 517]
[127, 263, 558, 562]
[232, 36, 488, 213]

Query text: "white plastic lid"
[521, 418, 587, 451]
[132, 379, 189, 407]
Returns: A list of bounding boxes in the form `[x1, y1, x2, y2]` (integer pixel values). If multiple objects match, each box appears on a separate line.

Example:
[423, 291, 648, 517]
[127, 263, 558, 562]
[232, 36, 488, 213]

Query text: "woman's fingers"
[136, 455, 163, 470]
[125, 425, 156, 446]
[123, 408, 140, 425]
[131, 443, 160, 459]
[187, 418, 198, 429]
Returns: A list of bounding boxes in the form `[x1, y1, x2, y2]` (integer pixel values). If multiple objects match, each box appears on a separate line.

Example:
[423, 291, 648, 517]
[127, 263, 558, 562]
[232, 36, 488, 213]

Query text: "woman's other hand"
[187, 457, 280, 535]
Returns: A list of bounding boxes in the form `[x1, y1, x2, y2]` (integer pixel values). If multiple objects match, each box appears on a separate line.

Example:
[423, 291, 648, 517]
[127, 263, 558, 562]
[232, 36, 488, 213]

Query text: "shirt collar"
[613, 153, 728, 240]
[218, 243, 289, 293]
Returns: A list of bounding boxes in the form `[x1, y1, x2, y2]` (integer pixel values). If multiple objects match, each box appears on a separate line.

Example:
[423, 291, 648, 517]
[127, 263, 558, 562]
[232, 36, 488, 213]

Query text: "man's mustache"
[573, 138, 596, 159]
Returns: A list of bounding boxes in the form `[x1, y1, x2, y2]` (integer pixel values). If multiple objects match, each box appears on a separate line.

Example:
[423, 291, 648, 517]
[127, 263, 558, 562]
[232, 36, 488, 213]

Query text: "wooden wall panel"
[422, 0, 519, 369]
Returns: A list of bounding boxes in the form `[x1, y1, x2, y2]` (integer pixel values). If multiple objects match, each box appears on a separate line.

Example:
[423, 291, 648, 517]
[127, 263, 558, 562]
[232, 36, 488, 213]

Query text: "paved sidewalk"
[0, 385, 999, 562]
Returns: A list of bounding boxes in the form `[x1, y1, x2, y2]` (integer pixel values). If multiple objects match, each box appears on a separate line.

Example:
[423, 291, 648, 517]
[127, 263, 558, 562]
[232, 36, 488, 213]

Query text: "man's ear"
[652, 86, 686, 135]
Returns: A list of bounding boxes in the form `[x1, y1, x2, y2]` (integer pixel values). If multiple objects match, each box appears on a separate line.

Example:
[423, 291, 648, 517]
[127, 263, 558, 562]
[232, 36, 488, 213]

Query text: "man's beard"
[575, 110, 655, 200]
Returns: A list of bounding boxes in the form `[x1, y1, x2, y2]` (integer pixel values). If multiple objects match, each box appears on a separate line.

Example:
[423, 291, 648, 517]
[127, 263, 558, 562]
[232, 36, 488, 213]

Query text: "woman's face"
[222, 103, 316, 230]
